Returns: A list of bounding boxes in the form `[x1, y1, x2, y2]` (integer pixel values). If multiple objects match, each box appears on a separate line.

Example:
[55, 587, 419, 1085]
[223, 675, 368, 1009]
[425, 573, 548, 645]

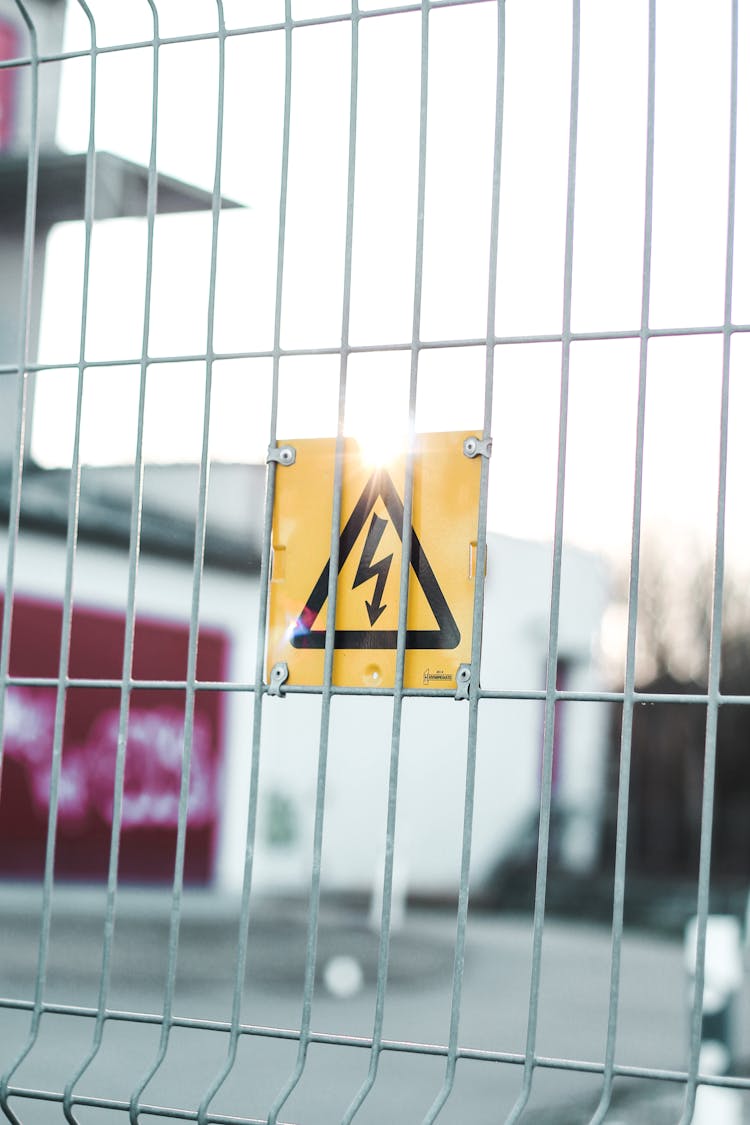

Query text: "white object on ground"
[323, 955, 364, 999]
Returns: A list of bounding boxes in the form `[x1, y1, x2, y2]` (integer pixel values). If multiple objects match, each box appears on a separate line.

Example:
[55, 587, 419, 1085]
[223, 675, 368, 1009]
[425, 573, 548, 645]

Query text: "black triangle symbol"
[290, 468, 460, 651]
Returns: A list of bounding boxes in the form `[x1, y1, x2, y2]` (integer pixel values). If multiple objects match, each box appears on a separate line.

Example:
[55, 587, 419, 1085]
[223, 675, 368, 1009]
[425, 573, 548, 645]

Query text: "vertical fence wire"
[340, 2, 430, 1118]
[421, 3, 504, 1120]
[63, 4, 161, 1118]
[504, 2, 581, 1120]
[265, 4, 360, 1119]
[0, 4, 40, 1002]
[128, 8, 227, 1121]
[42, 0, 98, 1115]
[197, 6, 294, 1122]
[1, 2, 92, 1121]
[677, 0, 739, 1120]
[587, 2, 657, 1121]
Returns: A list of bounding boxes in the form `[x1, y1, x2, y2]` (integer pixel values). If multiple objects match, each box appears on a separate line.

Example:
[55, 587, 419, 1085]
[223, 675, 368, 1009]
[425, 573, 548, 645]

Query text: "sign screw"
[268, 662, 289, 696]
[455, 663, 472, 700]
[463, 435, 492, 459]
[266, 445, 297, 466]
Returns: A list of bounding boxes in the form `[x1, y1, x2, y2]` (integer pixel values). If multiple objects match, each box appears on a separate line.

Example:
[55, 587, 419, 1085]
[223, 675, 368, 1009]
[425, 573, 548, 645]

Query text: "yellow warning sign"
[266, 432, 483, 690]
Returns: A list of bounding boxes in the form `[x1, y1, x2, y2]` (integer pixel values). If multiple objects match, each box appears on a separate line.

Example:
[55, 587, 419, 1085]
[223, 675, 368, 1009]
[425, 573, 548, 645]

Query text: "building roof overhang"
[0, 149, 243, 228]
[0, 461, 264, 573]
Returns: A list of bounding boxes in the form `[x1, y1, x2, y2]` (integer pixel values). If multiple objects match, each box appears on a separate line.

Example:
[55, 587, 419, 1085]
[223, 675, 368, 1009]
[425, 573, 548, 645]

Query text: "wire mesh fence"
[1, 0, 750, 1122]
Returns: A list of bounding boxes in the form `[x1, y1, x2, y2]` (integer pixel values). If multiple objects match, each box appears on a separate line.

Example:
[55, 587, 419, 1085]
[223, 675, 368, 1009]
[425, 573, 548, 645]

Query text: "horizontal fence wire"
[1, 989, 750, 1090]
[4, 324, 750, 377]
[8, 677, 750, 705]
[0, 0, 493, 72]
[0, 1, 747, 1124]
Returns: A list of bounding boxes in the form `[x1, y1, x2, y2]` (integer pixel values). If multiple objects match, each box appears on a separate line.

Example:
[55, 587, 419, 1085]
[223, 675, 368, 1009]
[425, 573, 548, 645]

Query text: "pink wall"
[0, 18, 20, 153]
[0, 595, 228, 884]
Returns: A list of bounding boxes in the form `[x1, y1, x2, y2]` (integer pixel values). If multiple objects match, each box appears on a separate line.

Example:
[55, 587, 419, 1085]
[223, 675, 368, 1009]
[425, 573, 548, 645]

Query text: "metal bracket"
[267, 444, 296, 466]
[463, 435, 492, 460]
[455, 664, 472, 700]
[268, 662, 289, 697]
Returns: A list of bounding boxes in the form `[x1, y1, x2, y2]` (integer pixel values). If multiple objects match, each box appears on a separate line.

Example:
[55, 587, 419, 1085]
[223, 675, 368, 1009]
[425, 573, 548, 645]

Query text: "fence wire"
[0, 1, 747, 1124]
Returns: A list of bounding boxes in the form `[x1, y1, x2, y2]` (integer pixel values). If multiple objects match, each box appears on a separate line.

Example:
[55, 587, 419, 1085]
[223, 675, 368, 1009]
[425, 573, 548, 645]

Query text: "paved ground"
[0, 886, 748, 1124]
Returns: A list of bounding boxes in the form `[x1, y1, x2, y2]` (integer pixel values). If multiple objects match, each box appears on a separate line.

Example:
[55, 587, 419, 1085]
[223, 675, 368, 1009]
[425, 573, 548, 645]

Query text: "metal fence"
[0, 0, 748, 1122]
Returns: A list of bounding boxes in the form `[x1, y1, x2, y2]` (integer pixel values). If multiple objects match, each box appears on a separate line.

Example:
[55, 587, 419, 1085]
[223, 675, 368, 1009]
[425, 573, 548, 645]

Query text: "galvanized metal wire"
[126, 6, 229, 1123]
[61, 2, 161, 1121]
[0, 2, 43, 1110]
[1, 2, 747, 1124]
[503, 4, 581, 1119]
[677, 0, 739, 1119]
[587, 3, 657, 1120]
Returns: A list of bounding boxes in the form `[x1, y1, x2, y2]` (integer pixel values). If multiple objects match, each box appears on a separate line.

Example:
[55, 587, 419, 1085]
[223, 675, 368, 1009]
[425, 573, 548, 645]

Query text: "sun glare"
[344, 381, 410, 469]
[355, 426, 410, 470]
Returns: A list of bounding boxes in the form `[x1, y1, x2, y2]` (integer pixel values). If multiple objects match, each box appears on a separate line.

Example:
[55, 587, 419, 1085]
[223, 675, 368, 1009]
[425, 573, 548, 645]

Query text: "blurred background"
[2, 1, 750, 1122]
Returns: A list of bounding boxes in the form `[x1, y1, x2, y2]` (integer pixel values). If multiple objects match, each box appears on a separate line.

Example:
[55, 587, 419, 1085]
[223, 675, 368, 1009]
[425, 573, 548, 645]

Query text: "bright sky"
[31, 0, 750, 568]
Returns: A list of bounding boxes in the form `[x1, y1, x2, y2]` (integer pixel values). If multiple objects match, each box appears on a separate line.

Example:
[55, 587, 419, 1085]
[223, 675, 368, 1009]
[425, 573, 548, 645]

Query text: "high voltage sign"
[265, 432, 483, 691]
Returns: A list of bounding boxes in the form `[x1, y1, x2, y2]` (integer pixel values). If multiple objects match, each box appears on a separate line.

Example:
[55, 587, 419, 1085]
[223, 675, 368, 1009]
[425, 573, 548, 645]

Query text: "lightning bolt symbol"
[352, 513, 393, 627]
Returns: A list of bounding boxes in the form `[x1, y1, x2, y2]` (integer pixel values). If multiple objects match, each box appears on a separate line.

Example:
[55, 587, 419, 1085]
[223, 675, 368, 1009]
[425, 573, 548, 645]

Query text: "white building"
[0, 461, 609, 899]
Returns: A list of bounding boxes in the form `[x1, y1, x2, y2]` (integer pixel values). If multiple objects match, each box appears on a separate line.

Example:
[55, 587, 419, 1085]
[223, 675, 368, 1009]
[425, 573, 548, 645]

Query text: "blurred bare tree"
[604, 528, 750, 882]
